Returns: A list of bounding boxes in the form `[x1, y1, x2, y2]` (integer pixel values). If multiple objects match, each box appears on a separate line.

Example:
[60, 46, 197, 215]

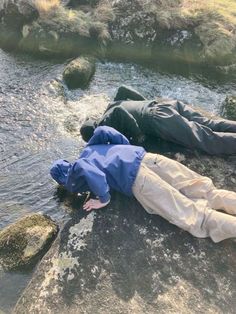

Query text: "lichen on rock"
[221, 95, 236, 121]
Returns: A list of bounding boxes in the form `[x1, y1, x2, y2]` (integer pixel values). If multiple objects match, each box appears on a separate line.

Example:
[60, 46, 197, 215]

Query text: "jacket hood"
[50, 159, 70, 186]
[80, 119, 96, 142]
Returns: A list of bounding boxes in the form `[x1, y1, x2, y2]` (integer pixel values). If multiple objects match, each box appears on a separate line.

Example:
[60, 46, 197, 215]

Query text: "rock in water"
[221, 95, 236, 121]
[0, 213, 58, 270]
[63, 56, 96, 89]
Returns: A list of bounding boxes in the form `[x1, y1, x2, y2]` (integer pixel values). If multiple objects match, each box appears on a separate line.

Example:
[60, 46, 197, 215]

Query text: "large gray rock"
[63, 56, 96, 89]
[14, 151, 236, 314]
[0, 213, 58, 270]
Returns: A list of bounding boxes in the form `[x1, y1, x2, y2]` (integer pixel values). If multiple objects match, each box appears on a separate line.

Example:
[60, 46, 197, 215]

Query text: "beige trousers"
[132, 153, 236, 242]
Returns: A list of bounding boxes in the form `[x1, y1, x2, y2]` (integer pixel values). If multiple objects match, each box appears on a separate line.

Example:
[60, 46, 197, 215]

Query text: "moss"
[221, 96, 236, 120]
[194, 19, 236, 63]
[2, 0, 236, 68]
[18, 3, 110, 56]
[0, 214, 58, 270]
[34, 0, 61, 17]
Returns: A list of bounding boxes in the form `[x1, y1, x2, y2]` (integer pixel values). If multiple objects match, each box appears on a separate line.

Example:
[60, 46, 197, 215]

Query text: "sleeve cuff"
[99, 192, 111, 203]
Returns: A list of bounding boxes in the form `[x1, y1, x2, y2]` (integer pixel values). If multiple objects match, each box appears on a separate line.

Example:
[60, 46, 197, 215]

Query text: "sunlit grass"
[213, 0, 236, 26]
[135, 0, 236, 62]
[34, 0, 61, 16]
[67, 9, 77, 21]
[28, 0, 235, 62]
[181, 0, 236, 26]
[176, 0, 236, 61]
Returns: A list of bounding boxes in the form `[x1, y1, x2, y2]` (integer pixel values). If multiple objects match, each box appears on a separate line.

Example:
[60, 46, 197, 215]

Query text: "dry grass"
[141, 0, 236, 61]
[142, 0, 236, 30]
[93, 0, 115, 23]
[181, 0, 236, 26]
[29, 0, 236, 62]
[34, 0, 61, 16]
[179, 0, 236, 60]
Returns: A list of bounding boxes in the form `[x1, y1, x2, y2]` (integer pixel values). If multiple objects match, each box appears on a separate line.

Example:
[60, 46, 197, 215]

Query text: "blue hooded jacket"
[50, 126, 146, 202]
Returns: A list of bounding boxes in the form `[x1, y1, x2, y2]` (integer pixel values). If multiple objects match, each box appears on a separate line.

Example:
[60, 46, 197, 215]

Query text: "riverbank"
[1, 0, 236, 76]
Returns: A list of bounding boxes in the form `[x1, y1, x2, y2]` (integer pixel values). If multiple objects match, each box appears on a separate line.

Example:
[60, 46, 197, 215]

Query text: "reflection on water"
[0, 48, 235, 312]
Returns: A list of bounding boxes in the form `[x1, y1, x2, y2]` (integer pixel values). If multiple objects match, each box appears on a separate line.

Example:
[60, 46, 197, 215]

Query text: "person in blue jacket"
[51, 126, 236, 243]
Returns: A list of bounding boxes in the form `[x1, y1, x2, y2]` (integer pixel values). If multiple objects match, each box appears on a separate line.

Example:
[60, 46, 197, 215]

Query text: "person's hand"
[83, 198, 110, 211]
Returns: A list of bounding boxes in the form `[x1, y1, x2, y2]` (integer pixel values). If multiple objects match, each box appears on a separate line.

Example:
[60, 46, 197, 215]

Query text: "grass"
[140, 0, 236, 62]
[33, 0, 61, 16]
[182, 0, 236, 26]
[23, 0, 236, 63]
[93, 0, 115, 23]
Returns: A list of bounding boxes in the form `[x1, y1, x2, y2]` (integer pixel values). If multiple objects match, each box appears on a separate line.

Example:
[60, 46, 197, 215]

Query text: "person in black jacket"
[80, 85, 236, 155]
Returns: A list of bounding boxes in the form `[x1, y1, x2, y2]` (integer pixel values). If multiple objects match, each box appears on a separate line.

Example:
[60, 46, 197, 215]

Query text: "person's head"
[50, 159, 70, 186]
[80, 118, 97, 142]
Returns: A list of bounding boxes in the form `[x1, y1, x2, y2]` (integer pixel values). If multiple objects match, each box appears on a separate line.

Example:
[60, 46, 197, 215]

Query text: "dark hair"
[80, 119, 96, 142]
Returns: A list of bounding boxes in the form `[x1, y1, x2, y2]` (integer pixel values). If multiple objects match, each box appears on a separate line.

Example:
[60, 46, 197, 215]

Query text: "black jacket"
[97, 100, 159, 143]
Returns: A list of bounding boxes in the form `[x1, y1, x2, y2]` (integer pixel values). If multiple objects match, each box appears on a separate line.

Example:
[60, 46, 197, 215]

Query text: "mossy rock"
[221, 95, 236, 121]
[63, 56, 96, 89]
[0, 213, 58, 270]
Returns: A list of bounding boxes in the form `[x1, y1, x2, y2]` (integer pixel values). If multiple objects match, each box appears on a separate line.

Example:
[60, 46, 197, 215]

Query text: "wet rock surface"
[0, 213, 58, 270]
[63, 56, 96, 89]
[14, 149, 236, 314]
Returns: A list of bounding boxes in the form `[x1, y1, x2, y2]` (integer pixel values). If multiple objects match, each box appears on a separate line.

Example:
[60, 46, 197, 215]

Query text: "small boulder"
[221, 95, 236, 121]
[63, 56, 96, 89]
[0, 213, 58, 270]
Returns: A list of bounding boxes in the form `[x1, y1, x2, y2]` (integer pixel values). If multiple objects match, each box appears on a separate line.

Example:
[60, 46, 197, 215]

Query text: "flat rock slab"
[0, 213, 58, 270]
[14, 154, 236, 313]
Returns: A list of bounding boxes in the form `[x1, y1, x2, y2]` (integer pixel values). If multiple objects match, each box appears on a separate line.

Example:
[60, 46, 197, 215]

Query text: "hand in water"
[83, 198, 110, 211]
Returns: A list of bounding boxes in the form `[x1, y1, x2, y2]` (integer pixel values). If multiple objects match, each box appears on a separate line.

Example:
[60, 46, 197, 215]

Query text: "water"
[0, 48, 235, 312]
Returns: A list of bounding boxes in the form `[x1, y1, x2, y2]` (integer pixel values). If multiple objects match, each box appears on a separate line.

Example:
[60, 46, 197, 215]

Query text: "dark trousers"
[114, 85, 236, 155]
